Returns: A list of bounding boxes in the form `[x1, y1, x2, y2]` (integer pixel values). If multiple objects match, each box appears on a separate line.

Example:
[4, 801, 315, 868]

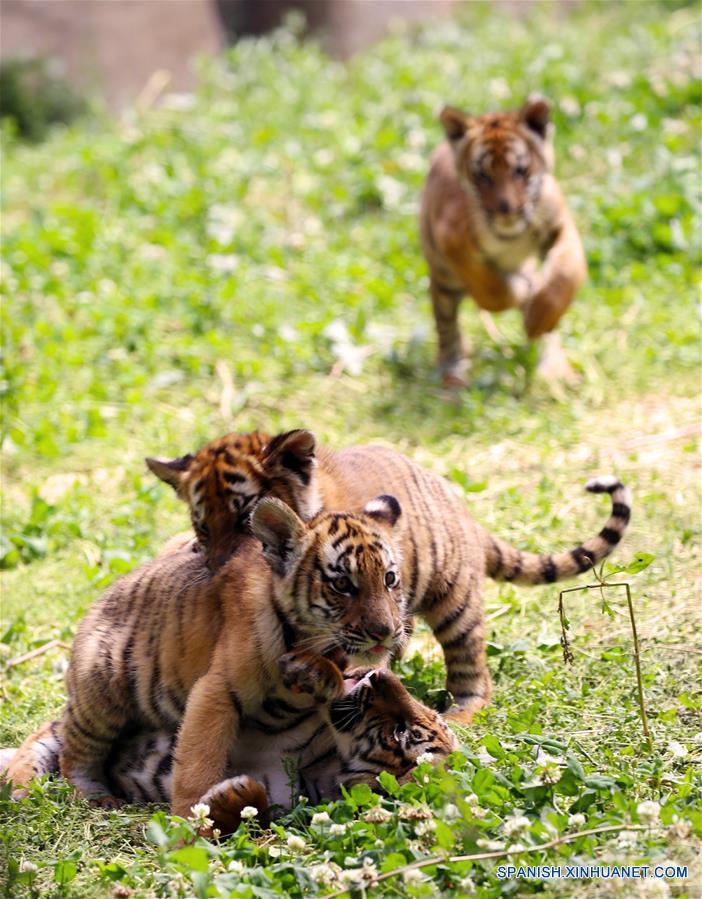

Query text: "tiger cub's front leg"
[278, 650, 347, 703]
[171, 668, 269, 835]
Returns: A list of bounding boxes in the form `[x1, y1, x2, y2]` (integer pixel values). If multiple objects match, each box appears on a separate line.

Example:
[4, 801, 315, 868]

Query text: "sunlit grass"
[1, 2, 700, 896]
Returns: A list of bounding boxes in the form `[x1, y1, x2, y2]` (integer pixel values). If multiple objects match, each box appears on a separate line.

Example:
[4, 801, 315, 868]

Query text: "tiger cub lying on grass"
[4, 657, 456, 833]
[150, 428, 632, 725]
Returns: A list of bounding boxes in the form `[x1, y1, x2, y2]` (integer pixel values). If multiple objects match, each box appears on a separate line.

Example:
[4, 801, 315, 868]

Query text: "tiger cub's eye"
[384, 570, 397, 588]
[332, 576, 353, 594]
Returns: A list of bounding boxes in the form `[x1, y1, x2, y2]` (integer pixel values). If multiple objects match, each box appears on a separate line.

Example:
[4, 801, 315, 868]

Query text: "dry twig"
[7, 639, 71, 669]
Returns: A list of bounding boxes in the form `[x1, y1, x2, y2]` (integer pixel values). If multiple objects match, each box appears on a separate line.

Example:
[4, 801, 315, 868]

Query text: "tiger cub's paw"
[200, 775, 270, 836]
[279, 651, 345, 704]
[342, 666, 375, 688]
[88, 792, 125, 810]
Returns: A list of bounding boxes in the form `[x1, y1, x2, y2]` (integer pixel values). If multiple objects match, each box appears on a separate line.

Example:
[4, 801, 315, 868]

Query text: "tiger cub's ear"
[250, 498, 306, 577]
[439, 105, 471, 142]
[519, 96, 551, 140]
[262, 429, 317, 487]
[145, 454, 195, 493]
[362, 495, 402, 530]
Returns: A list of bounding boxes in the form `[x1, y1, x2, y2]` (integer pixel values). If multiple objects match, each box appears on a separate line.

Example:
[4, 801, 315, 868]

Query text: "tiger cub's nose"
[366, 623, 391, 642]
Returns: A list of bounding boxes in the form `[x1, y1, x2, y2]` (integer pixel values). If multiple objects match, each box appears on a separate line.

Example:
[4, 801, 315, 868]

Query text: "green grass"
[1, 2, 701, 896]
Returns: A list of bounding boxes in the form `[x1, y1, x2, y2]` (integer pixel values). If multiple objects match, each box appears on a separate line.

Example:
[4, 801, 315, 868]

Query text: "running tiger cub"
[152, 430, 632, 727]
[3, 660, 456, 829]
[420, 96, 587, 386]
[54, 493, 408, 833]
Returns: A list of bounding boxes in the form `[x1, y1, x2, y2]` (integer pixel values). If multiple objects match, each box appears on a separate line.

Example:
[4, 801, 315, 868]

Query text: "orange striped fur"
[164, 432, 631, 726]
[420, 96, 587, 385]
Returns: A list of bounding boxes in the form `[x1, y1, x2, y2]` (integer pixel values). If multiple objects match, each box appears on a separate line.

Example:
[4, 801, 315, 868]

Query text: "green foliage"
[0, 57, 86, 141]
[1, 2, 700, 896]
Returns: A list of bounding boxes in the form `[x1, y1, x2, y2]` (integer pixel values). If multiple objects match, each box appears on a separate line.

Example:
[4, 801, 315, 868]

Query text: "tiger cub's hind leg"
[59, 698, 126, 807]
[422, 574, 492, 725]
[4, 720, 62, 799]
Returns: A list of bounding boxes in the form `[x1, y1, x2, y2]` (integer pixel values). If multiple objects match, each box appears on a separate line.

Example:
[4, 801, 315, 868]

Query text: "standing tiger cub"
[420, 96, 587, 387]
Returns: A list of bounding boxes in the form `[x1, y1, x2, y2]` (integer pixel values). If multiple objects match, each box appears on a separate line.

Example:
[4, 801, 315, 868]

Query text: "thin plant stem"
[610, 581, 653, 750]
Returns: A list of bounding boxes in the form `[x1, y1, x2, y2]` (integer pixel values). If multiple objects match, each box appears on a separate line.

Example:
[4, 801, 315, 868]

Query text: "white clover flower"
[189, 802, 210, 819]
[536, 750, 565, 767]
[607, 70, 632, 88]
[227, 860, 245, 874]
[364, 806, 392, 824]
[399, 804, 433, 821]
[188, 802, 214, 829]
[311, 811, 331, 825]
[667, 820, 691, 840]
[340, 857, 379, 886]
[240, 806, 258, 820]
[476, 838, 506, 851]
[206, 254, 239, 273]
[458, 875, 476, 894]
[414, 819, 437, 837]
[407, 128, 426, 150]
[314, 148, 335, 167]
[630, 113, 648, 132]
[560, 96, 581, 117]
[616, 829, 639, 848]
[537, 761, 562, 785]
[360, 858, 379, 886]
[403, 867, 428, 884]
[668, 740, 688, 758]
[416, 752, 435, 766]
[466, 793, 480, 808]
[488, 77, 510, 100]
[377, 175, 405, 210]
[286, 834, 306, 851]
[442, 803, 461, 821]
[568, 813, 586, 827]
[329, 823, 347, 835]
[19, 860, 38, 874]
[637, 800, 661, 824]
[503, 814, 531, 837]
[310, 862, 341, 885]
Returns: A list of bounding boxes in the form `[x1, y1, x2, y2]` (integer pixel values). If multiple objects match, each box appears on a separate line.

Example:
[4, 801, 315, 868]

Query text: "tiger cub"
[3, 660, 456, 828]
[420, 96, 587, 386]
[146, 429, 319, 570]
[52, 492, 408, 834]
[157, 431, 632, 726]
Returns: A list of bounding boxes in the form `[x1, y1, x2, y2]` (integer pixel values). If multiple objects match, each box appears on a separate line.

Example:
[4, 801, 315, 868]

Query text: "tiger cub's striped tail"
[484, 476, 632, 585]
